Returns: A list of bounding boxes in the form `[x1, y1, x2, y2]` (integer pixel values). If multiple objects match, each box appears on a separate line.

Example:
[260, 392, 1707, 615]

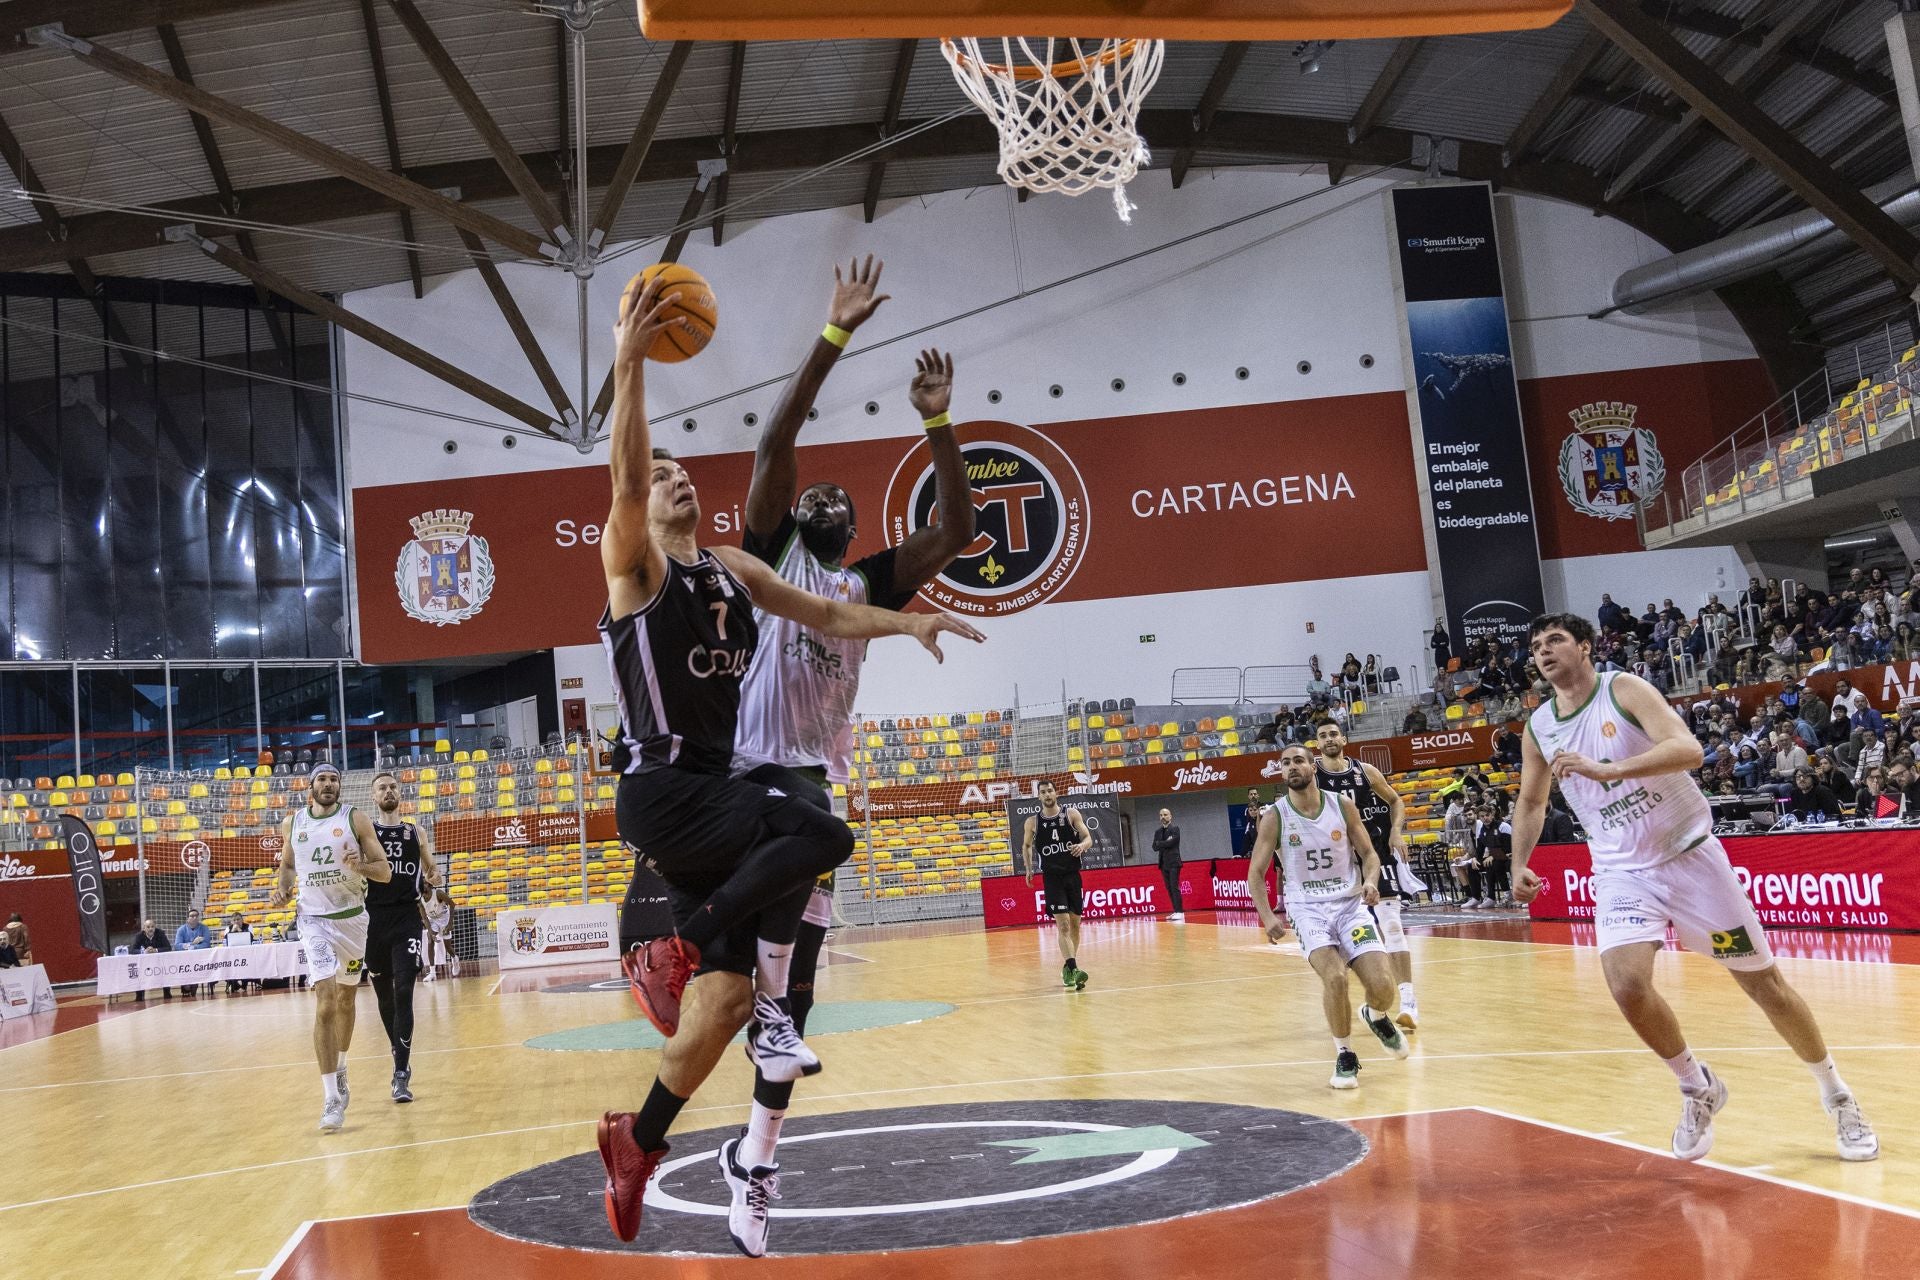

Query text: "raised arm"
[601, 273, 682, 619]
[347, 808, 394, 884]
[710, 544, 985, 661]
[1247, 808, 1287, 942]
[890, 349, 977, 589]
[745, 256, 891, 541]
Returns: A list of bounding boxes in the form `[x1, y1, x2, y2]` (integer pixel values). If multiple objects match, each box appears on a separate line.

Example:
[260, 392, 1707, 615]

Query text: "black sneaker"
[391, 1069, 413, 1103]
[1330, 1049, 1361, 1089]
[1359, 1003, 1410, 1060]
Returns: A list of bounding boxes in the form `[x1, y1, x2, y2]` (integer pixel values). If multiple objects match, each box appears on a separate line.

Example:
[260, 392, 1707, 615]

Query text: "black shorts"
[363, 908, 422, 982]
[1042, 862, 1084, 916]
[618, 766, 850, 979]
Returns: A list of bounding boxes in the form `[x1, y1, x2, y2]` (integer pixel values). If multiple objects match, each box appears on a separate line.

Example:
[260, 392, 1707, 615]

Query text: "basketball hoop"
[941, 37, 1165, 222]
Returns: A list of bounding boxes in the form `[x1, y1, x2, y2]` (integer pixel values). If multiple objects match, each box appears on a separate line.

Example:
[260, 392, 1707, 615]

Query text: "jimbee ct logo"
[883, 421, 1089, 617]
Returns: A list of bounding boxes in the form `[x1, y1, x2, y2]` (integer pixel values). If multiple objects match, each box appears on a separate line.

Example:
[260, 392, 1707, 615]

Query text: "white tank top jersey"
[733, 529, 876, 784]
[1273, 788, 1363, 903]
[291, 803, 369, 918]
[1526, 670, 1713, 874]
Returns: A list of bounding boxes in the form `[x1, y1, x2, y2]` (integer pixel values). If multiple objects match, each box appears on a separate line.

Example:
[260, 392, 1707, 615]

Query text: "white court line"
[487, 977, 503, 996]
[1301, 1107, 1470, 1125]
[0, 1038, 531, 1094]
[259, 1222, 311, 1280]
[1466, 1106, 1920, 1222]
[11, 1041, 1917, 1216]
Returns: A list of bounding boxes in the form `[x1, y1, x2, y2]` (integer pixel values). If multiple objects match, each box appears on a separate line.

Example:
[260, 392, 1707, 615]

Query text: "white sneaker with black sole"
[719, 1134, 781, 1257]
[1672, 1067, 1727, 1161]
[745, 993, 821, 1083]
[1827, 1092, 1878, 1161]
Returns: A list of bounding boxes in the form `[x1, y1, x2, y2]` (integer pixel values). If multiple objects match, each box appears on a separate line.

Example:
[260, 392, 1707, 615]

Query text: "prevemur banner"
[1391, 182, 1545, 651]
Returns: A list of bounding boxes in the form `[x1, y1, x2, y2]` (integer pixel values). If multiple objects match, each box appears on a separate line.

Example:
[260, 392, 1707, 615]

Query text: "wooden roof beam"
[181, 233, 564, 438]
[1504, 25, 1609, 165]
[590, 40, 694, 253]
[383, 0, 569, 248]
[26, 23, 552, 261]
[1347, 38, 1424, 144]
[863, 39, 918, 221]
[356, 0, 425, 298]
[1577, 0, 1920, 290]
[711, 41, 746, 246]
[1170, 41, 1250, 189]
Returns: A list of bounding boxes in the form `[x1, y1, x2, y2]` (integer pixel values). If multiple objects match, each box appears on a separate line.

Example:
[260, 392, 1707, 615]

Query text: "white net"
[940, 37, 1165, 222]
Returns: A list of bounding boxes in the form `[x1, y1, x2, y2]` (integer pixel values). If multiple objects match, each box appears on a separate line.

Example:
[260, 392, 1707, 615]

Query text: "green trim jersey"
[734, 511, 908, 784]
[1274, 789, 1363, 903]
[291, 803, 369, 918]
[1527, 671, 1712, 875]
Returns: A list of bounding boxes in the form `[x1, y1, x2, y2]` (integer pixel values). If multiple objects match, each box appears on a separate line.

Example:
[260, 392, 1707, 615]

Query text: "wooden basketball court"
[4, 912, 1916, 1277]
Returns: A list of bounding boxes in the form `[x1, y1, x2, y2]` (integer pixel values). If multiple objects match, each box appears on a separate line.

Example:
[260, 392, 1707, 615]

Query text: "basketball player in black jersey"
[595, 272, 984, 1245]
[1022, 780, 1094, 990]
[1313, 721, 1420, 1027]
[363, 771, 436, 1102]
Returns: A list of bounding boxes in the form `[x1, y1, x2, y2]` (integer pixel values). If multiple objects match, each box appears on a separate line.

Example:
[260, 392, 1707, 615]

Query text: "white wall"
[1540, 546, 1745, 619]
[341, 167, 1758, 714]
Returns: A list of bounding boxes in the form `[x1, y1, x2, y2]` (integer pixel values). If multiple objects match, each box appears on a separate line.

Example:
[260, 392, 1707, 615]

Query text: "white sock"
[740, 1101, 786, 1169]
[1398, 981, 1416, 1006]
[336, 1051, 347, 1073]
[1664, 1048, 1710, 1092]
[323, 1071, 341, 1104]
[1807, 1055, 1848, 1104]
[754, 938, 793, 1002]
[1333, 1036, 1352, 1054]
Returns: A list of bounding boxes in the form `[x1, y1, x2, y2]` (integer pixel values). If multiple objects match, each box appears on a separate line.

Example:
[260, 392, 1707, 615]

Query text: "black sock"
[631, 1078, 688, 1151]
[754, 1071, 796, 1111]
[1065, 956, 1076, 970]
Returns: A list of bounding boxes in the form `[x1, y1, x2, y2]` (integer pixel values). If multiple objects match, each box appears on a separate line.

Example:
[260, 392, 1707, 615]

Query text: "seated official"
[1784, 768, 1842, 823]
[130, 918, 173, 1000]
[175, 908, 214, 996]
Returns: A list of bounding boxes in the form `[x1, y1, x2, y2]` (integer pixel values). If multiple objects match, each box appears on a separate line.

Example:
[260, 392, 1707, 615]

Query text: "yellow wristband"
[822, 323, 852, 349]
[922, 411, 952, 431]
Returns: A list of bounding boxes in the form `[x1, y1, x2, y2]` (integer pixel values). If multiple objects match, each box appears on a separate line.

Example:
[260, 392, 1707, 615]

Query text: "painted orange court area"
[271, 1110, 1920, 1279]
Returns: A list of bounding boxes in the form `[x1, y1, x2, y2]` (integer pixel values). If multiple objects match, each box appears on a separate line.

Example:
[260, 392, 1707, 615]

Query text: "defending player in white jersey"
[268, 762, 392, 1133]
[1513, 614, 1876, 1162]
[1248, 745, 1410, 1089]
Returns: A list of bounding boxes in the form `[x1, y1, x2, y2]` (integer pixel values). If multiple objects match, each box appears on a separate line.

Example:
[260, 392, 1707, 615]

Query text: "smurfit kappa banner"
[1392, 183, 1544, 651]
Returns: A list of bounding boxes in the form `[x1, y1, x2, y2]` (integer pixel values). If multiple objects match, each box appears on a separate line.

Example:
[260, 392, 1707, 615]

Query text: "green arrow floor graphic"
[983, 1125, 1212, 1164]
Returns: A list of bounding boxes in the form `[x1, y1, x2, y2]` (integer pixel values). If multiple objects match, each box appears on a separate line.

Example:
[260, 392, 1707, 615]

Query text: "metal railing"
[1638, 326, 1917, 548]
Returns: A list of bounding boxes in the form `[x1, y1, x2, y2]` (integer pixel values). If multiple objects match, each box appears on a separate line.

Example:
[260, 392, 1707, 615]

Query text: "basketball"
[621, 263, 717, 363]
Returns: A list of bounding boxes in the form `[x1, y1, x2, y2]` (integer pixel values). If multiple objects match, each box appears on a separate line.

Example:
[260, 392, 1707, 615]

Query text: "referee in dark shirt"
[1151, 809, 1185, 923]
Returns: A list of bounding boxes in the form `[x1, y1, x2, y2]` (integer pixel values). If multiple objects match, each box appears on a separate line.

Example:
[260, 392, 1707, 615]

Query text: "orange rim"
[942, 37, 1145, 83]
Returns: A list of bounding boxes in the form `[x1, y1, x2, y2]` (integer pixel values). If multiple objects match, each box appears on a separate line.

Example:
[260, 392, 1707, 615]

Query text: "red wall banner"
[980, 857, 1278, 927]
[1519, 358, 1772, 559]
[352, 392, 1427, 662]
[1525, 833, 1920, 933]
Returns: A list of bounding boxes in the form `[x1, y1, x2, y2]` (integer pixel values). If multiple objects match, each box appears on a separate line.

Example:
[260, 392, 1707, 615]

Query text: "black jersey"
[600, 551, 760, 777]
[1314, 759, 1400, 893]
[1032, 809, 1081, 872]
[366, 820, 427, 914]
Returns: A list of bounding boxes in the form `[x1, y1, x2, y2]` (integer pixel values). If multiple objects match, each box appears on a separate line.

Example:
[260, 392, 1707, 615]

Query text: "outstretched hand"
[830, 255, 891, 331]
[909, 348, 954, 420]
[614, 272, 680, 370]
[911, 612, 986, 664]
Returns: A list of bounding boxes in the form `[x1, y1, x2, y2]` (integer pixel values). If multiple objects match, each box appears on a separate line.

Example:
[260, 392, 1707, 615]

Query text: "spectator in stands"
[0, 932, 17, 967]
[1814, 753, 1856, 808]
[1490, 723, 1521, 768]
[1786, 767, 1842, 823]
[1701, 732, 1727, 767]
[1799, 683, 1830, 733]
[1886, 757, 1920, 816]
[1401, 706, 1430, 734]
[1306, 668, 1333, 709]
[1253, 711, 1284, 746]
[1634, 645, 1671, 693]
[131, 917, 172, 1002]
[1471, 803, 1512, 907]
[1897, 622, 1918, 661]
[5, 914, 29, 967]
[1765, 729, 1809, 797]
[1766, 623, 1799, 679]
[1596, 593, 1629, 633]
[1429, 619, 1451, 671]
[1821, 704, 1856, 751]
[1338, 652, 1363, 694]
[175, 908, 213, 997]
[1857, 766, 1897, 819]
[1541, 788, 1577, 844]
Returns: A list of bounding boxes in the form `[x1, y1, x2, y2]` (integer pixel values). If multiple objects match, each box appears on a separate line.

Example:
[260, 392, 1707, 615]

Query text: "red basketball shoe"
[597, 1112, 669, 1242]
[622, 937, 699, 1037]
